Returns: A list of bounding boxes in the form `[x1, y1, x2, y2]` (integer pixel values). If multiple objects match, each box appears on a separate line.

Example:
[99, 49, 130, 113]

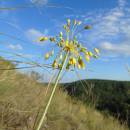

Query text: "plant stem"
[35, 52, 69, 130]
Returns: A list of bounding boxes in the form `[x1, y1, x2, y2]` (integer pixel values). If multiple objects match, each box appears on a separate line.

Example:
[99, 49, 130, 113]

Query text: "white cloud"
[30, 0, 48, 6]
[20, 53, 35, 58]
[100, 41, 130, 56]
[8, 44, 23, 50]
[118, 0, 126, 8]
[25, 28, 48, 41]
[82, 0, 130, 57]
[89, 8, 124, 39]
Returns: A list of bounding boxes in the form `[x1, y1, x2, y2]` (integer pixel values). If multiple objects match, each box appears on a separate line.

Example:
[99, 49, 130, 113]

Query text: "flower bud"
[39, 36, 48, 42]
[45, 53, 50, 60]
[67, 19, 71, 27]
[60, 32, 63, 37]
[50, 37, 56, 42]
[78, 21, 82, 25]
[94, 48, 100, 54]
[84, 25, 91, 30]
[88, 51, 93, 57]
[52, 60, 57, 68]
[85, 54, 90, 62]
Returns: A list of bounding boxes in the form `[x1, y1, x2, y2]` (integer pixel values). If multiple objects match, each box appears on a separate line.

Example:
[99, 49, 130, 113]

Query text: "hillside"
[63, 79, 130, 127]
[0, 57, 129, 130]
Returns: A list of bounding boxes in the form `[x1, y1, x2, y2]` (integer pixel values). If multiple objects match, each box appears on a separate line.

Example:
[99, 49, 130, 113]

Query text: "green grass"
[0, 58, 129, 130]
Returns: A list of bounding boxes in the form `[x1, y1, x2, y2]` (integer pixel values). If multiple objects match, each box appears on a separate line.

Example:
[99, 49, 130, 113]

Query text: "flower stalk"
[35, 52, 69, 130]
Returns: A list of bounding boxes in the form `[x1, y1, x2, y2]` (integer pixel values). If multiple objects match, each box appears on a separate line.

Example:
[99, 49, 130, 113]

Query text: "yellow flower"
[37, 19, 99, 70]
[78, 21, 82, 25]
[64, 41, 79, 56]
[58, 64, 62, 69]
[85, 54, 90, 62]
[67, 19, 71, 27]
[69, 57, 76, 66]
[94, 48, 100, 54]
[45, 53, 50, 60]
[80, 47, 87, 53]
[78, 64, 81, 69]
[88, 51, 93, 57]
[39, 36, 48, 42]
[64, 40, 69, 51]
[65, 40, 69, 46]
[60, 32, 63, 37]
[52, 60, 57, 68]
[63, 25, 67, 30]
[78, 56, 85, 69]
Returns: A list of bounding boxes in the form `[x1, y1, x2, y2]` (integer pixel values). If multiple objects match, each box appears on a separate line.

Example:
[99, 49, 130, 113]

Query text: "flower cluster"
[38, 19, 100, 70]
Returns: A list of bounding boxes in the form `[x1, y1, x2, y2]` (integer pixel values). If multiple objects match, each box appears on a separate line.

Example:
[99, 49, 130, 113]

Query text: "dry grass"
[0, 59, 129, 130]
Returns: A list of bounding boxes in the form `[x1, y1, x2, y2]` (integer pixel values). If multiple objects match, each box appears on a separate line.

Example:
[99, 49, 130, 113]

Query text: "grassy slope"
[63, 79, 130, 127]
[0, 58, 129, 130]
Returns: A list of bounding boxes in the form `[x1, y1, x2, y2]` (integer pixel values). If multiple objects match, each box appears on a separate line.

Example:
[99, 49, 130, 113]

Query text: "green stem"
[35, 52, 69, 130]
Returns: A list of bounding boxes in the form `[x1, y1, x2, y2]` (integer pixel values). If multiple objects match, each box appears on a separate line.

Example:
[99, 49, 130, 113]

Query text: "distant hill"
[62, 79, 130, 127]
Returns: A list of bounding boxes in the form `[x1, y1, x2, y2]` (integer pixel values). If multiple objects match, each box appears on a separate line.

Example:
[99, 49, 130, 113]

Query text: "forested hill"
[62, 79, 130, 127]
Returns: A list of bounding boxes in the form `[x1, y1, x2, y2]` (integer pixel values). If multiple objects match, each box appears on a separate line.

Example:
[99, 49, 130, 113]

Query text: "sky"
[0, 0, 130, 82]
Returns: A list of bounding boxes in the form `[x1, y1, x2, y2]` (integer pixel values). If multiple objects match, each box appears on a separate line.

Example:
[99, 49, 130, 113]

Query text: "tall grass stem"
[35, 52, 69, 130]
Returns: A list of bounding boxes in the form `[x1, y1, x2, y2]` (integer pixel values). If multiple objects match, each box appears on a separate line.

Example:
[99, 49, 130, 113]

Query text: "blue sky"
[0, 0, 130, 82]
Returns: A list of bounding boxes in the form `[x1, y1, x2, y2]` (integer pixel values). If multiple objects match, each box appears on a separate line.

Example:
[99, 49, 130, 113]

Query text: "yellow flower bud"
[63, 25, 67, 30]
[72, 58, 76, 65]
[80, 47, 87, 53]
[69, 57, 76, 66]
[45, 53, 50, 60]
[78, 56, 85, 69]
[67, 19, 71, 27]
[60, 32, 63, 37]
[85, 54, 90, 62]
[78, 21, 82, 25]
[65, 40, 69, 46]
[82, 63, 85, 69]
[94, 48, 100, 54]
[52, 60, 57, 68]
[88, 51, 93, 57]
[58, 64, 62, 69]
[39, 36, 48, 42]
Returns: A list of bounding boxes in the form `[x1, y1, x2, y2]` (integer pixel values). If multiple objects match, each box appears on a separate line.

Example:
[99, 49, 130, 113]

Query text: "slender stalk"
[44, 72, 55, 97]
[35, 52, 69, 130]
